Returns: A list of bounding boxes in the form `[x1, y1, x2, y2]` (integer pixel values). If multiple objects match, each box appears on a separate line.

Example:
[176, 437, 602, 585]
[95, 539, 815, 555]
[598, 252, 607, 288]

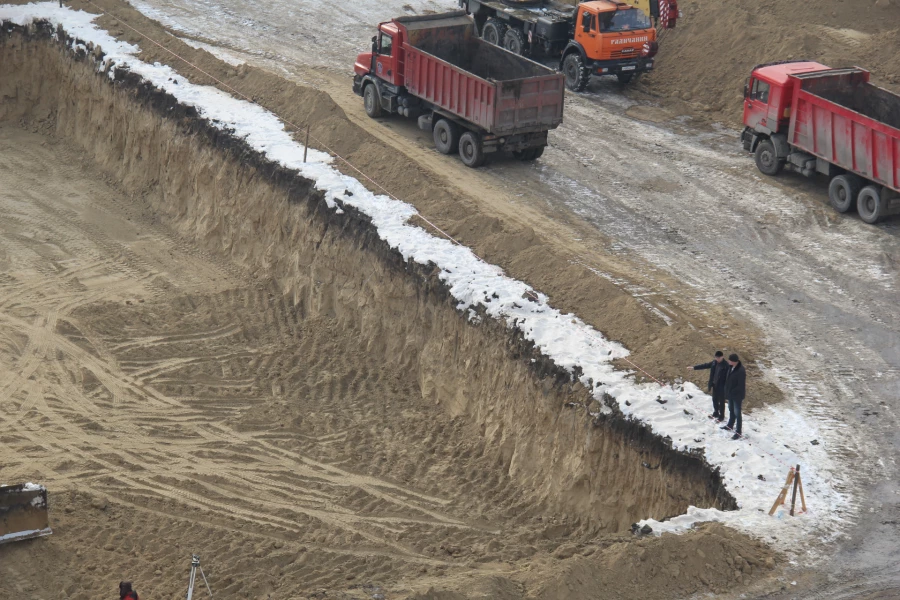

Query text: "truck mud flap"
[0, 483, 52, 545]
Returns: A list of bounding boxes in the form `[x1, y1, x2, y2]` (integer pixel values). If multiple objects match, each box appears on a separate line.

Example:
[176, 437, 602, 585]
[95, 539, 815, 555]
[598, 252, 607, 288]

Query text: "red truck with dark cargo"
[741, 61, 900, 223]
[353, 11, 565, 167]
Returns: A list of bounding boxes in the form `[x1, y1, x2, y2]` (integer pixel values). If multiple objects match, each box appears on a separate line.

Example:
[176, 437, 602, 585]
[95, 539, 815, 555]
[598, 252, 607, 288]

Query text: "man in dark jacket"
[687, 350, 728, 421]
[119, 581, 139, 600]
[721, 353, 746, 439]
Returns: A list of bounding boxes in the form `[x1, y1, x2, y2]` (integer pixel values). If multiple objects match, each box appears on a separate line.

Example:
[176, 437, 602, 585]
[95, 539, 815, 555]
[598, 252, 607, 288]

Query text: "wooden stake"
[798, 471, 807, 513]
[303, 124, 310, 163]
[769, 468, 794, 516]
[790, 464, 801, 516]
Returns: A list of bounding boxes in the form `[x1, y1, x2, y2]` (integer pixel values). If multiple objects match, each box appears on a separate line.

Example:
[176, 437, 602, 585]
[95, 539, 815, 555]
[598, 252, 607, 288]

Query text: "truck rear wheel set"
[481, 18, 506, 46]
[828, 174, 862, 213]
[433, 119, 460, 155]
[458, 131, 486, 168]
[502, 27, 527, 55]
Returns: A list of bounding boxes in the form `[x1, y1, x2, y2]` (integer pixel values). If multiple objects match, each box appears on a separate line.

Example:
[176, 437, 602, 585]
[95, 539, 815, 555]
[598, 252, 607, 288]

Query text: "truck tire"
[433, 119, 460, 155]
[503, 27, 527, 55]
[857, 185, 885, 224]
[617, 72, 634, 84]
[754, 139, 784, 176]
[828, 174, 862, 213]
[563, 53, 590, 92]
[482, 19, 506, 46]
[459, 131, 485, 168]
[363, 83, 382, 118]
[514, 146, 545, 161]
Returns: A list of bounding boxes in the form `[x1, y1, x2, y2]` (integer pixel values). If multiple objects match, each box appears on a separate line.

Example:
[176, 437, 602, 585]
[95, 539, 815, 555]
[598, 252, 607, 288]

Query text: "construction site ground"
[1, 0, 899, 598]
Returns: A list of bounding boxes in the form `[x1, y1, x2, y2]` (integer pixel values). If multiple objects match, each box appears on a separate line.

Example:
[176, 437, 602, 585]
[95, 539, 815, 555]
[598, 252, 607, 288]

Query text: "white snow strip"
[0, 2, 853, 555]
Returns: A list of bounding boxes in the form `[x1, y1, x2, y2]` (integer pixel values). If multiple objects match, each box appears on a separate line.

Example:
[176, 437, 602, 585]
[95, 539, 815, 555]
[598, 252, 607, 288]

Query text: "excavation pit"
[0, 15, 772, 600]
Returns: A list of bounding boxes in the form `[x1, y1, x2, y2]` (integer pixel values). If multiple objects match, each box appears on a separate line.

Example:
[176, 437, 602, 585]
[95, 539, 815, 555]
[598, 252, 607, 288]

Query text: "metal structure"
[0, 483, 52, 545]
[186, 554, 214, 600]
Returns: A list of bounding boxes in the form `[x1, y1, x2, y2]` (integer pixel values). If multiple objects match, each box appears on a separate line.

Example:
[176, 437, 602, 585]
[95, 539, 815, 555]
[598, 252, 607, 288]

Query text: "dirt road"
[118, 0, 900, 593]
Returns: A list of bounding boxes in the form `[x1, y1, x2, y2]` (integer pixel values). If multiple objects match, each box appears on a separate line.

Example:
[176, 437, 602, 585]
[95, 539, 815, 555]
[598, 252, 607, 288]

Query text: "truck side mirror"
[582, 19, 590, 32]
[743, 79, 750, 99]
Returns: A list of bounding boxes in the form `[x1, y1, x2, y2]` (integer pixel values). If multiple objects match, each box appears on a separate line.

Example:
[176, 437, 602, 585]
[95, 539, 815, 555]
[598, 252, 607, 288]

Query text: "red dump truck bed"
[789, 68, 900, 194]
[399, 14, 564, 136]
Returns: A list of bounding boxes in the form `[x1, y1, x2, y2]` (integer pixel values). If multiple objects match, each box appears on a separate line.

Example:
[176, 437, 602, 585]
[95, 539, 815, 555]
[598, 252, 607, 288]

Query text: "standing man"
[687, 351, 728, 421]
[722, 353, 746, 440]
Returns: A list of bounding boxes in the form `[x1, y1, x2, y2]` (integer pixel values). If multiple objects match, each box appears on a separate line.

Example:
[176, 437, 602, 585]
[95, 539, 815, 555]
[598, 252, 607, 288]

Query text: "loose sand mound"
[644, 0, 900, 124]
[0, 22, 779, 599]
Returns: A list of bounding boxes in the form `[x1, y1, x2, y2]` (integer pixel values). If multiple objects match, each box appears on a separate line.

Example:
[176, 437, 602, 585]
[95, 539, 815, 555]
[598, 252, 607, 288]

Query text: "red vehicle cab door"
[744, 76, 774, 132]
[375, 25, 398, 85]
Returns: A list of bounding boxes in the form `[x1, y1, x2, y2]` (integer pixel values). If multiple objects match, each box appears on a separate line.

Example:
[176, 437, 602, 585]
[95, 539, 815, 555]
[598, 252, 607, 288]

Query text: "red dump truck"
[741, 61, 900, 223]
[353, 11, 565, 167]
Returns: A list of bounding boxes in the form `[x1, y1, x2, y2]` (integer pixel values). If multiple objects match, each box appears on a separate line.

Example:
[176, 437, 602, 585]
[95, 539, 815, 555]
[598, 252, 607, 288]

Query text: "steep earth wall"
[0, 22, 735, 532]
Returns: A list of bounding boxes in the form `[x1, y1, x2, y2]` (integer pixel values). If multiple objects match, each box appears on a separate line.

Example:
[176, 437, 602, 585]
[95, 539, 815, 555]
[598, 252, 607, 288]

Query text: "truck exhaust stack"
[0, 483, 52, 545]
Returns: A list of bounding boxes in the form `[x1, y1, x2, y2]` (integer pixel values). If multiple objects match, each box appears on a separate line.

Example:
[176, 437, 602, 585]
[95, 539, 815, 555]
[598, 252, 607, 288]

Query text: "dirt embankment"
[642, 0, 900, 124]
[24, 0, 785, 412]
[0, 22, 780, 600]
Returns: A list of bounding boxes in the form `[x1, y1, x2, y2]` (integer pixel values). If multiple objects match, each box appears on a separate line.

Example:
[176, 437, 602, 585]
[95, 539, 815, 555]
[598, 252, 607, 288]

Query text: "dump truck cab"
[561, 1, 658, 90]
[354, 21, 406, 87]
[742, 61, 831, 137]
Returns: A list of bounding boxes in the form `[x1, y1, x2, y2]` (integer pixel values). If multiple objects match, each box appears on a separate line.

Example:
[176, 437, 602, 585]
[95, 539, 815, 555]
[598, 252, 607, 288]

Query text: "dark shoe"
[720, 425, 732, 431]
[708, 413, 716, 419]
[731, 433, 742, 440]
[716, 417, 725, 423]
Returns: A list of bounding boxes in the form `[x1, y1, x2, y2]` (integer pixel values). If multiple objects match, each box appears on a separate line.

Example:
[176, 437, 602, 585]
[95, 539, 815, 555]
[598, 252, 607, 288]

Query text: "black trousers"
[726, 397, 743, 434]
[711, 389, 725, 419]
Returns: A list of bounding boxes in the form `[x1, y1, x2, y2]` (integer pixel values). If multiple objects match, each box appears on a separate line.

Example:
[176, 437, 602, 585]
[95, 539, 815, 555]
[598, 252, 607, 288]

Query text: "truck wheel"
[513, 149, 535, 160]
[459, 131, 485, 168]
[503, 28, 527, 55]
[513, 146, 546, 161]
[482, 19, 506, 46]
[828, 174, 862, 213]
[857, 185, 885, 224]
[433, 119, 459, 155]
[563, 53, 590, 92]
[754, 139, 783, 176]
[363, 84, 382, 119]
[617, 72, 634, 84]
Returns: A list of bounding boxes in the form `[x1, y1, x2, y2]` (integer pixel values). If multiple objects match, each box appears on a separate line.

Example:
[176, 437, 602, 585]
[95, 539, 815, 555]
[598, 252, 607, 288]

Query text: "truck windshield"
[599, 9, 652, 31]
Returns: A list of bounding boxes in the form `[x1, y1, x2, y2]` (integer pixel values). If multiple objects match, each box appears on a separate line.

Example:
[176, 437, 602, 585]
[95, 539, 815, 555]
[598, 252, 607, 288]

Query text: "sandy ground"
[110, 0, 900, 594]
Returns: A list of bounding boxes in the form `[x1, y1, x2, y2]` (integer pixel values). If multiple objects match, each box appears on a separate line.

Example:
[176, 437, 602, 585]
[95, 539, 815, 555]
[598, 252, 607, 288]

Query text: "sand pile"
[644, 0, 900, 124]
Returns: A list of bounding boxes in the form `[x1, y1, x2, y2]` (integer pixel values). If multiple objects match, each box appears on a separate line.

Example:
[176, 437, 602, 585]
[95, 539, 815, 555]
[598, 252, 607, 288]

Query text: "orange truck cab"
[561, 1, 659, 90]
[459, 0, 676, 91]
